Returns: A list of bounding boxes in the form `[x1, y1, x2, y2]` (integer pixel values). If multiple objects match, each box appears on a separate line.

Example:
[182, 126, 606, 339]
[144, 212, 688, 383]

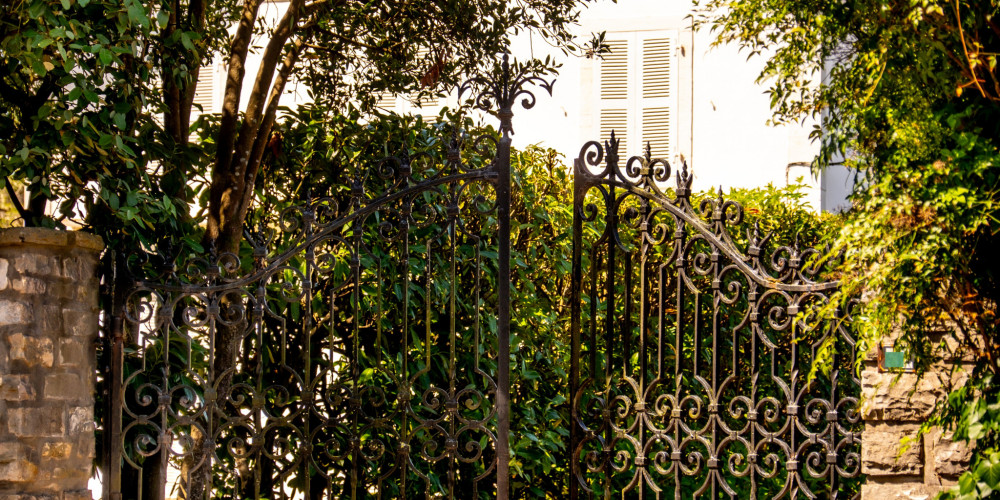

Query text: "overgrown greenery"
[2, 0, 603, 496]
[125, 102, 837, 497]
[696, 0, 1000, 497]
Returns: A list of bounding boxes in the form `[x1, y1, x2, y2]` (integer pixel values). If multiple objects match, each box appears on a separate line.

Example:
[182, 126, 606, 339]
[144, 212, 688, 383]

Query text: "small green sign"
[883, 350, 906, 369]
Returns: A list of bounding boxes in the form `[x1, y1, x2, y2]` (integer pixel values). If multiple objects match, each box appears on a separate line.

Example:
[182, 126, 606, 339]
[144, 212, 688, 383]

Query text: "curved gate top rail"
[568, 135, 863, 499]
[104, 54, 552, 500]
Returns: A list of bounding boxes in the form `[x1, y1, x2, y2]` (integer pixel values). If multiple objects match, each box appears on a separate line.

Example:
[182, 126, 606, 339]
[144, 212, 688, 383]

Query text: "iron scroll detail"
[568, 137, 862, 498]
[105, 55, 553, 500]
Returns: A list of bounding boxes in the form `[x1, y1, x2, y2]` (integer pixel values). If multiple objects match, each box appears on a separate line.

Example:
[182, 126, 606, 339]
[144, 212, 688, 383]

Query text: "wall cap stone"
[0, 228, 103, 253]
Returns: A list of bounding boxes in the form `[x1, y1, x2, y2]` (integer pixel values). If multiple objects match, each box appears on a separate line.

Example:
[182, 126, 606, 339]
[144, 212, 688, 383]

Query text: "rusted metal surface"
[568, 136, 863, 499]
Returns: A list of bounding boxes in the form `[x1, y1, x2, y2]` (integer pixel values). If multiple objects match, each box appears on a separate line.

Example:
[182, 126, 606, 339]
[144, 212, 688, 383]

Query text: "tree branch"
[214, 0, 264, 181]
[206, 0, 264, 246]
[236, 40, 304, 227]
[230, 0, 303, 183]
[3, 178, 29, 224]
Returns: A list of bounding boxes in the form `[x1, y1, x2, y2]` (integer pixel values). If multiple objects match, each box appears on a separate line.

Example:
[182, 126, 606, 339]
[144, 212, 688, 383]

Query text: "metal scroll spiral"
[571, 136, 862, 498]
[458, 53, 555, 136]
[113, 97, 516, 497]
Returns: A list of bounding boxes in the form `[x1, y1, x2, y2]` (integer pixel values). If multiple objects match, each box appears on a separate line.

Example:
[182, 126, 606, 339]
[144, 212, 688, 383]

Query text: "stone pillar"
[0, 228, 103, 500]
[861, 331, 973, 499]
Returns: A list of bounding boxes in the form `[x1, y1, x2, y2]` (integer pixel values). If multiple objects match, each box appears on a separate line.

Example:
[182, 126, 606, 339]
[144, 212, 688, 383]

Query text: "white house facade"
[192, 0, 854, 212]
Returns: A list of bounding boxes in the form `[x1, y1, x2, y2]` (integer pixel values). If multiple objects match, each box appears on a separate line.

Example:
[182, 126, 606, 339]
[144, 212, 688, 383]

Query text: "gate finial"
[458, 53, 555, 135]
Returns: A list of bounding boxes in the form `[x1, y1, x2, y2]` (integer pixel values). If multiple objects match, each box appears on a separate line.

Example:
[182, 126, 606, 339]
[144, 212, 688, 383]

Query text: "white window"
[192, 64, 220, 115]
[596, 30, 678, 162]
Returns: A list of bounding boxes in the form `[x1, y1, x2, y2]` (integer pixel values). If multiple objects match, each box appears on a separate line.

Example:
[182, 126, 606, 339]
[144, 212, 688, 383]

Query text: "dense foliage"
[696, 0, 1000, 496]
[0, 0, 597, 250]
[237, 106, 842, 497]
[2, 1, 600, 496]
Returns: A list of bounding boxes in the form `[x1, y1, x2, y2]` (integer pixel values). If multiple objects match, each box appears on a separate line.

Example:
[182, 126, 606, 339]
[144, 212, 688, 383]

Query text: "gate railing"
[104, 55, 551, 500]
[568, 135, 863, 498]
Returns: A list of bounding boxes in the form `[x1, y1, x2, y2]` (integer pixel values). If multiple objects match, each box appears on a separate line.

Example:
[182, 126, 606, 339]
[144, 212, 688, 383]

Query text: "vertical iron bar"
[673, 214, 685, 499]
[349, 227, 361, 499]
[638, 243, 648, 498]
[496, 130, 512, 500]
[448, 218, 457, 498]
[569, 158, 584, 500]
[400, 221, 411, 499]
[108, 252, 125, 500]
[829, 327, 839, 498]
[710, 248, 720, 499]
[302, 220, 315, 498]
[603, 151, 616, 500]
[623, 252, 632, 378]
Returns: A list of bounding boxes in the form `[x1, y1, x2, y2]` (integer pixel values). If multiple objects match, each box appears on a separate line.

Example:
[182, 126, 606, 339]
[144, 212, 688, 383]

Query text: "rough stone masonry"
[0, 228, 102, 500]
[861, 330, 974, 499]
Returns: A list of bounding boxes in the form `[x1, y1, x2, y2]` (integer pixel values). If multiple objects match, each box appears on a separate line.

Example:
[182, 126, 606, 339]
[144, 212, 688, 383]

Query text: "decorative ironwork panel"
[112, 136, 503, 499]
[569, 136, 863, 499]
[104, 55, 555, 500]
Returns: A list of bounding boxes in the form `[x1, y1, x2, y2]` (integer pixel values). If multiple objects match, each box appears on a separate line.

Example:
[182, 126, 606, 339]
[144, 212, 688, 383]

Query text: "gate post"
[0, 227, 103, 499]
[860, 331, 973, 498]
[496, 112, 513, 499]
[460, 54, 553, 498]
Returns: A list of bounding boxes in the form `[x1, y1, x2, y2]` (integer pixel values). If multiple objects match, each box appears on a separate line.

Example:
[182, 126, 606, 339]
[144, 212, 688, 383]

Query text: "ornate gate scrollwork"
[104, 55, 551, 500]
[568, 135, 863, 499]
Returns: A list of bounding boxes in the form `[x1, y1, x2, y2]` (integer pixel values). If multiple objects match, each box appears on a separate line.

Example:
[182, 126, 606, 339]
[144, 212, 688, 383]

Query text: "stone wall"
[861, 332, 973, 499]
[0, 228, 103, 500]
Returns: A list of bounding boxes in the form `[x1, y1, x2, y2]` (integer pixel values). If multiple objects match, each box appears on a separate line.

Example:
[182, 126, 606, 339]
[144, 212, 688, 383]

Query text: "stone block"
[0, 258, 8, 291]
[926, 428, 972, 479]
[57, 338, 88, 367]
[862, 422, 923, 476]
[0, 228, 102, 253]
[11, 276, 45, 295]
[861, 364, 969, 421]
[73, 431, 95, 460]
[0, 374, 35, 401]
[37, 305, 61, 334]
[64, 491, 94, 500]
[48, 466, 90, 484]
[8, 407, 64, 438]
[73, 285, 98, 305]
[60, 257, 95, 282]
[13, 254, 59, 277]
[0, 301, 31, 326]
[7, 333, 53, 368]
[861, 480, 946, 500]
[40, 442, 71, 460]
[44, 373, 87, 401]
[61, 308, 97, 338]
[0, 459, 38, 482]
[67, 406, 93, 436]
[0, 441, 24, 462]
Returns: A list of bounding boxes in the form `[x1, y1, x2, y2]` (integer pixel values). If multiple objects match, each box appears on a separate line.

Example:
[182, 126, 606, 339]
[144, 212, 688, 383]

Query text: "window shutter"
[192, 66, 215, 114]
[376, 93, 397, 111]
[638, 36, 675, 160]
[642, 38, 671, 99]
[600, 110, 627, 151]
[600, 40, 628, 100]
[599, 39, 629, 153]
[590, 32, 676, 162]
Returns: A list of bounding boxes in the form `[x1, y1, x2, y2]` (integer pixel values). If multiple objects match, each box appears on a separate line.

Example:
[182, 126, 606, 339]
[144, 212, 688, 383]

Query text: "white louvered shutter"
[599, 38, 629, 153]
[593, 31, 677, 162]
[376, 92, 397, 111]
[639, 36, 674, 160]
[192, 66, 216, 114]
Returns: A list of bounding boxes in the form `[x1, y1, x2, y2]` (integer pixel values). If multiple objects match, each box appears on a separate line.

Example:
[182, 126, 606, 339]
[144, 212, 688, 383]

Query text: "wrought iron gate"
[103, 57, 551, 500]
[568, 136, 863, 499]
